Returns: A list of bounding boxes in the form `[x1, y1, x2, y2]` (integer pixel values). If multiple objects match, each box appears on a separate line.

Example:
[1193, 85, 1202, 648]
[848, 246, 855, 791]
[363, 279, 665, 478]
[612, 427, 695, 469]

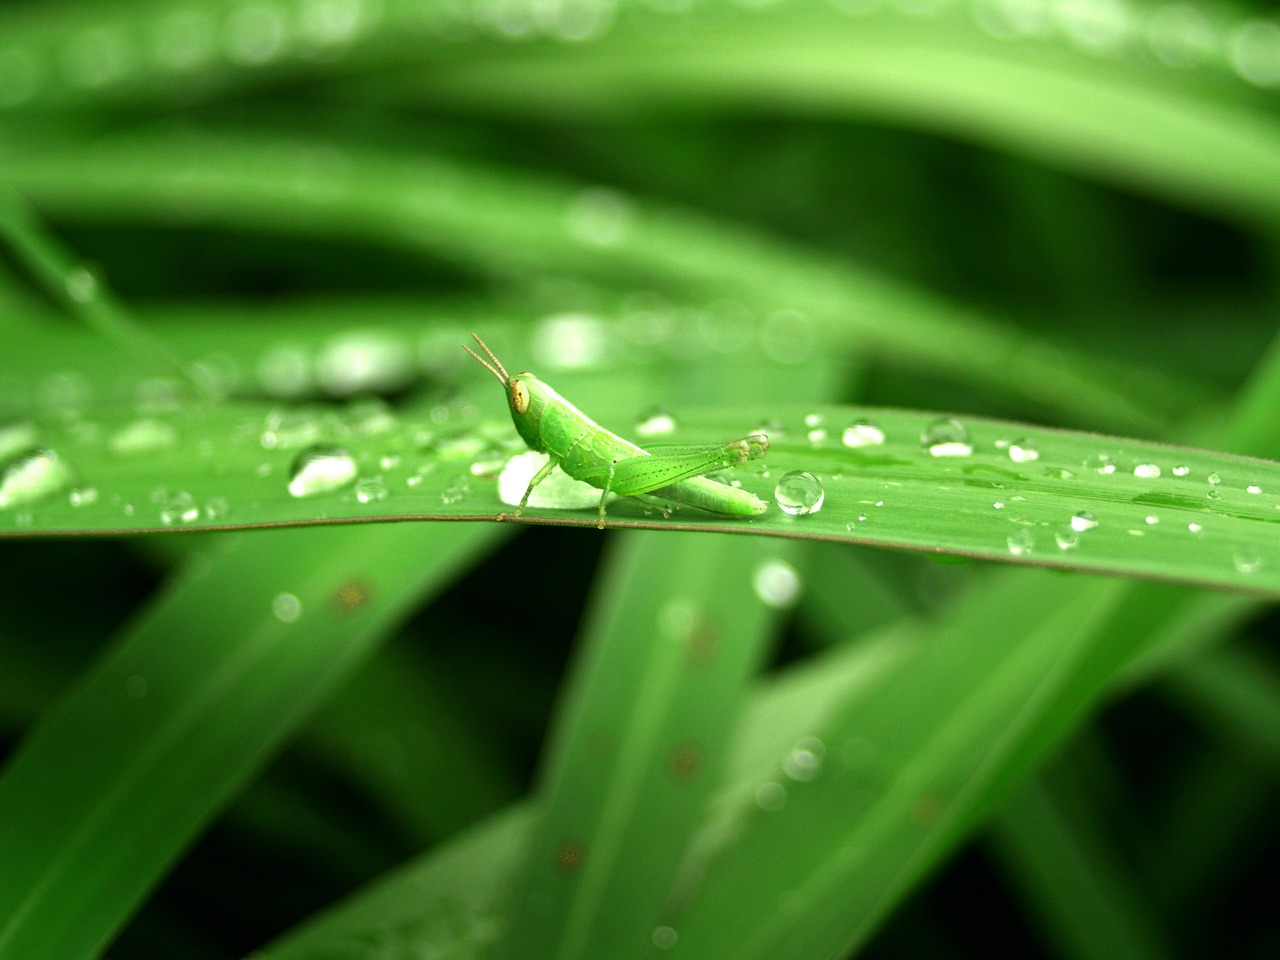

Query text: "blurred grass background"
[2, 0, 1280, 957]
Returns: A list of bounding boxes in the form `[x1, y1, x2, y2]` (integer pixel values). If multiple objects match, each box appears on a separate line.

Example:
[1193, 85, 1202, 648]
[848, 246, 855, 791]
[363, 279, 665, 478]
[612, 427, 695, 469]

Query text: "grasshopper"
[464, 334, 769, 527]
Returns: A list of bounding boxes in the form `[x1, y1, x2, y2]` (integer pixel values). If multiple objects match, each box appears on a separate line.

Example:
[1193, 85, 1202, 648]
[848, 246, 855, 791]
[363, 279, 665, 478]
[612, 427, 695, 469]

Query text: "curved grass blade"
[0, 522, 505, 960]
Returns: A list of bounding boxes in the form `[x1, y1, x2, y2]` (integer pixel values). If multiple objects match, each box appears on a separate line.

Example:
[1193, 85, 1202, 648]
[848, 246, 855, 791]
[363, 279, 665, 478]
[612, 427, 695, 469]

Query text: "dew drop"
[532, 313, 608, 370]
[1145, 514, 1160, 525]
[497, 452, 601, 509]
[0, 421, 38, 460]
[272, 592, 303, 623]
[0, 449, 74, 509]
[1006, 528, 1034, 556]
[204, 496, 230, 519]
[755, 781, 787, 811]
[288, 447, 358, 498]
[774, 471, 824, 516]
[1092, 454, 1117, 475]
[1188, 522, 1203, 534]
[1207, 471, 1221, 486]
[635, 409, 678, 437]
[1172, 464, 1190, 477]
[261, 408, 323, 451]
[69, 486, 99, 507]
[922, 417, 972, 457]
[1071, 510, 1098, 532]
[355, 476, 388, 503]
[1007, 438, 1040, 462]
[782, 737, 825, 782]
[1246, 484, 1263, 495]
[752, 558, 801, 609]
[993, 501, 1005, 510]
[842, 418, 885, 447]
[1233, 545, 1263, 574]
[65, 267, 100, 303]
[1134, 463, 1161, 479]
[652, 926, 678, 950]
[1055, 529, 1079, 550]
[155, 489, 199, 526]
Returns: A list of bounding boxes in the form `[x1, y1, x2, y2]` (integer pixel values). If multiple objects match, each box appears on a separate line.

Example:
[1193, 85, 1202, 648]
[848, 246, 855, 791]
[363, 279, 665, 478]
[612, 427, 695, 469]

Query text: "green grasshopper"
[464, 334, 769, 527]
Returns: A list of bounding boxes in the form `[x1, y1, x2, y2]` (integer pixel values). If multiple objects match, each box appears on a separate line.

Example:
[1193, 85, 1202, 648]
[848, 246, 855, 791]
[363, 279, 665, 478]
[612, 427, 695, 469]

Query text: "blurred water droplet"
[1054, 529, 1079, 550]
[69, 487, 99, 507]
[782, 736, 825, 782]
[262, 408, 323, 450]
[272, 592, 303, 623]
[993, 501, 1005, 510]
[635, 409, 678, 437]
[774, 471, 824, 516]
[1187, 522, 1203, 533]
[755, 781, 787, 811]
[65, 267, 100, 302]
[379, 454, 402, 471]
[652, 926, 678, 950]
[922, 418, 972, 457]
[0, 422, 38, 460]
[1145, 514, 1159, 525]
[288, 447, 358, 497]
[1233, 545, 1263, 574]
[62, 27, 131, 88]
[1134, 463, 1161, 479]
[469, 448, 507, 478]
[440, 478, 470, 505]
[1246, 484, 1263, 495]
[564, 186, 632, 247]
[498, 452, 601, 508]
[355, 476, 388, 503]
[842, 418, 885, 447]
[533, 314, 608, 370]
[1229, 19, 1280, 87]
[155, 489, 199, 525]
[1207, 471, 1221, 485]
[204, 496, 230, 519]
[109, 418, 179, 455]
[1206, 489, 1222, 502]
[316, 332, 415, 396]
[1172, 464, 1190, 477]
[1071, 510, 1098, 532]
[1008, 438, 1039, 462]
[1007, 528, 1034, 556]
[0, 449, 74, 509]
[299, 0, 370, 46]
[752, 558, 801, 609]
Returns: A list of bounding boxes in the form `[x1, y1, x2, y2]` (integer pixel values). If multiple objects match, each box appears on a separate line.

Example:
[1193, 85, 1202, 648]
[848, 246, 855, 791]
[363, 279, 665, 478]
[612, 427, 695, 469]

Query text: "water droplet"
[1145, 514, 1160, 525]
[922, 417, 972, 457]
[288, 447, 358, 497]
[1187, 522, 1203, 534]
[1207, 471, 1221, 486]
[755, 781, 787, 811]
[1055, 529, 1079, 550]
[204, 496, 230, 519]
[782, 737, 825, 782]
[469, 448, 508, 478]
[1246, 484, 1263, 495]
[355, 476, 388, 503]
[65, 267, 99, 303]
[155, 489, 199, 525]
[1134, 462, 1162, 479]
[0, 449, 74, 509]
[109, 418, 179, 455]
[0, 421, 38, 460]
[440, 478, 470, 505]
[635, 409, 678, 437]
[532, 314, 608, 370]
[1233, 545, 1263, 574]
[1006, 528, 1035, 556]
[69, 487, 99, 507]
[774, 471, 824, 516]
[652, 926, 678, 950]
[1091, 454, 1117, 475]
[316, 331, 415, 396]
[1206, 489, 1222, 502]
[1172, 464, 1190, 477]
[262, 408, 325, 450]
[1228, 19, 1280, 87]
[752, 558, 801, 609]
[564, 186, 632, 247]
[842, 418, 885, 447]
[273, 592, 303, 622]
[497, 451, 601, 508]
[993, 501, 1005, 510]
[1071, 510, 1098, 532]
[1008, 438, 1039, 462]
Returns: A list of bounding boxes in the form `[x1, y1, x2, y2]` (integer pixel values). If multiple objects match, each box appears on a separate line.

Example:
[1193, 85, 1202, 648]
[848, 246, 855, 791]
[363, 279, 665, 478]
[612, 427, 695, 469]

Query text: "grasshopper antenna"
[463, 333, 509, 385]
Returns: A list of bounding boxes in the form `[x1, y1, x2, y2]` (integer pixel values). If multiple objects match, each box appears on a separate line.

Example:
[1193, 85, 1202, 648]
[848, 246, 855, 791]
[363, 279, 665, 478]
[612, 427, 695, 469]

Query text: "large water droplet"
[0, 449, 74, 509]
[1006, 528, 1035, 556]
[1233, 545, 1263, 574]
[774, 471, 824, 516]
[288, 447, 358, 497]
[1008, 438, 1039, 462]
[497, 452, 601, 509]
[1134, 463, 1161, 479]
[842, 419, 885, 448]
[922, 418, 972, 457]
[752, 558, 801, 609]
[1071, 511, 1098, 532]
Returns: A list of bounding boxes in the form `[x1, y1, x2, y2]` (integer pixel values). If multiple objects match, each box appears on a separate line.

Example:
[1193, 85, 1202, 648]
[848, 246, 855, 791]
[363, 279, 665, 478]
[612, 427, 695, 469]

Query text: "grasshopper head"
[463, 334, 547, 448]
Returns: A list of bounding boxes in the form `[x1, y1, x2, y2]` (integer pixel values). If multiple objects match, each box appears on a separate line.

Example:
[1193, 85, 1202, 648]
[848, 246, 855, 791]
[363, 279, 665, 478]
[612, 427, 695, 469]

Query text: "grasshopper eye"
[509, 379, 530, 415]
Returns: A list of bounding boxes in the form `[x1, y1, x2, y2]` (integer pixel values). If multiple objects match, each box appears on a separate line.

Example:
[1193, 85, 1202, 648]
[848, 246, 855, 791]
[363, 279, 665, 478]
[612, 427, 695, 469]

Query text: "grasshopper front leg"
[504, 453, 559, 520]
